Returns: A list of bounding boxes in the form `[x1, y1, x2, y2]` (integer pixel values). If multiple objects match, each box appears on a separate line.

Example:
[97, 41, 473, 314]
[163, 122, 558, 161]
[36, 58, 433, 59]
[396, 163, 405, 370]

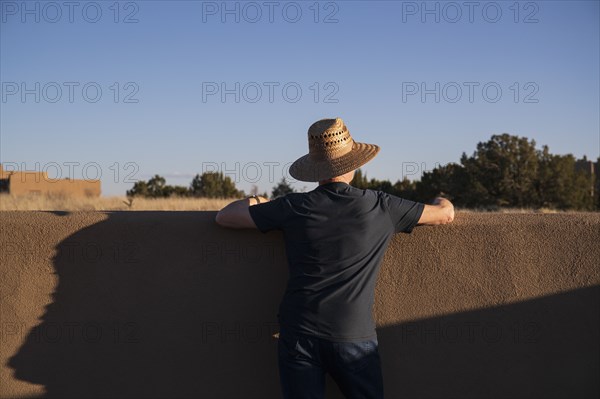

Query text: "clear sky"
[1, 0, 599, 196]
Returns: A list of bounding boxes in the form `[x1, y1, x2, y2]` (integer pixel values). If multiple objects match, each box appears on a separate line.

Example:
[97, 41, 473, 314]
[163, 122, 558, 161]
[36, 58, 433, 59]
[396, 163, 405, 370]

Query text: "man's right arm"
[417, 197, 455, 225]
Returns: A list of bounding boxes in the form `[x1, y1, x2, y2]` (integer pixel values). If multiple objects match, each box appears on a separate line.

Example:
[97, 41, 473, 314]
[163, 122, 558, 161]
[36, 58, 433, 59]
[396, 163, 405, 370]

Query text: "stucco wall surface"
[0, 211, 598, 398]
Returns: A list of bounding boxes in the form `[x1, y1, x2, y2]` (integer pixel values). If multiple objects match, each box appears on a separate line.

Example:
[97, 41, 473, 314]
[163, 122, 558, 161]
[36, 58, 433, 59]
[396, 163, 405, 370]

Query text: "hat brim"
[289, 141, 380, 182]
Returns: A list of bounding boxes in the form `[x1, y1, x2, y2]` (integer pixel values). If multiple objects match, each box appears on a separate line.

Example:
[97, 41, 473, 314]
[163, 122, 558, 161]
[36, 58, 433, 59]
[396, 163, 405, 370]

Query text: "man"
[215, 118, 454, 399]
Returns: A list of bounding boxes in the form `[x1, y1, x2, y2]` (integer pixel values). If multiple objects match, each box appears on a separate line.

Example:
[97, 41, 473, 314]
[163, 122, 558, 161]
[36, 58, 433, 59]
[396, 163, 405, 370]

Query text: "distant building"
[0, 164, 101, 197]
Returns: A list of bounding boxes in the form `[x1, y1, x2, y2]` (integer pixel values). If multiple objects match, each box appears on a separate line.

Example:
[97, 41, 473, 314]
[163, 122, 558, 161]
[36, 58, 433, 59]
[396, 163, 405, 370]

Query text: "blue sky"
[1, 0, 599, 196]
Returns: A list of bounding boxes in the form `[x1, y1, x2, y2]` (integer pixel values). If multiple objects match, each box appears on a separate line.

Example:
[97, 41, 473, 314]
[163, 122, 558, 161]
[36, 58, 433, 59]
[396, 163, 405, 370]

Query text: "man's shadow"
[8, 211, 292, 398]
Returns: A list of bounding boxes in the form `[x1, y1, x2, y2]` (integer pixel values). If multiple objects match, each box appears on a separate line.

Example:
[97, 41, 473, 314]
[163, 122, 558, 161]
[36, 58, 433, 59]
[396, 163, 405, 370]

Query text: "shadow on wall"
[5, 212, 599, 398]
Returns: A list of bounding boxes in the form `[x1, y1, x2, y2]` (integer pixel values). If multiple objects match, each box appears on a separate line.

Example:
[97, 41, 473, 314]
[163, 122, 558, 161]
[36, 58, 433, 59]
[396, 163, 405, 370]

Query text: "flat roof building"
[0, 164, 101, 197]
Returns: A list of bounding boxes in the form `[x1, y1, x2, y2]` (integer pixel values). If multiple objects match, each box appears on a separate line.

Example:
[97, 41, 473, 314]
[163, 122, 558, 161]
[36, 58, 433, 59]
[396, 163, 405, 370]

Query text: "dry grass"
[0, 194, 234, 211]
[0, 193, 582, 213]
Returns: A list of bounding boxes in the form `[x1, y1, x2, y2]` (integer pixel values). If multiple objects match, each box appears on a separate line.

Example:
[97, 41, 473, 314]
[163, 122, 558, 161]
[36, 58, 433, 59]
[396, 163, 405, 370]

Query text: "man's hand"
[417, 197, 455, 225]
[215, 196, 270, 229]
[431, 197, 452, 207]
[249, 196, 270, 206]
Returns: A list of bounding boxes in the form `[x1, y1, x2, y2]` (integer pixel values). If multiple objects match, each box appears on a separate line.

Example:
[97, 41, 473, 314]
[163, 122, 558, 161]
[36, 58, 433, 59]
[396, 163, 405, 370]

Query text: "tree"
[126, 180, 149, 197]
[163, 185, 191, 198]
[539, 153, 594, 210]
[126, 175, 189, 198]
[416, 134, 540, 208]
[127, 172, 243, 199]
[351, 168, 419, 200]
[461, 133, 540, 207]
[127, 175, 189, 198]
[416, 162, 470, 204]
[147, 175, 167, 198]
[272, 177, 295, 198]
[190, 172, 242, 198]
[415, 135, 597, 210]
[351, 168, 370, 189]
[124, 136, 598, 210]
[126, 175, 166, 198]
[391, 177, 418, 201]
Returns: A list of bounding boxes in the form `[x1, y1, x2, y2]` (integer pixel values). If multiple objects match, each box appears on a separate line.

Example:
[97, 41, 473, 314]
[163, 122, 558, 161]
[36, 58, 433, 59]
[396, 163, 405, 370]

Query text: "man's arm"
[417, 197, 455, 225]
[215, 196, 270, 229]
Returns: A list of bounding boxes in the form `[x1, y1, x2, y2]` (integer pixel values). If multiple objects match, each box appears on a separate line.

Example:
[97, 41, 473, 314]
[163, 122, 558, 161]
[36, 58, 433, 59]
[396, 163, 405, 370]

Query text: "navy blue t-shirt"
[249, 181, 425, 342]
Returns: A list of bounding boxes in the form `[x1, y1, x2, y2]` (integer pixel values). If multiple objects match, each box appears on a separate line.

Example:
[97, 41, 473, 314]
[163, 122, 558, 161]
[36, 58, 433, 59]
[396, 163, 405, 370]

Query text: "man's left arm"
[215, 196, 270, 229]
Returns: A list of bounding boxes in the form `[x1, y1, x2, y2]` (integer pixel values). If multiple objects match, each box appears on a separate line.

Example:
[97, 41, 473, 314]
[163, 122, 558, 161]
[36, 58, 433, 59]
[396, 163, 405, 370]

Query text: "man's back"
[215, 117, 453, 399]
[249, 181, 425, 342]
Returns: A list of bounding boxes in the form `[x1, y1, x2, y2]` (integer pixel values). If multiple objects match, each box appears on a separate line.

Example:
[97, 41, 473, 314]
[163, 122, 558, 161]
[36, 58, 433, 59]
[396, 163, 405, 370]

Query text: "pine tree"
[272, 177, 295, 198]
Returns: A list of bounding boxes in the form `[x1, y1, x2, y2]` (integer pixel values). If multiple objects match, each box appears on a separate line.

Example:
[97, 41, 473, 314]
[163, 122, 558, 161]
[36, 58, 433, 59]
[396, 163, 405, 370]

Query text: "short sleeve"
[383, 193, 425, 234]
[248, 196, 290, 233]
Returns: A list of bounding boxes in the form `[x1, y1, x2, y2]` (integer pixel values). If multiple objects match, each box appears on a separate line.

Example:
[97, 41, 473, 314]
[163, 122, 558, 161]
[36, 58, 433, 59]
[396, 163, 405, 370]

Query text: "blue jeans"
[277, 328, 384, 399]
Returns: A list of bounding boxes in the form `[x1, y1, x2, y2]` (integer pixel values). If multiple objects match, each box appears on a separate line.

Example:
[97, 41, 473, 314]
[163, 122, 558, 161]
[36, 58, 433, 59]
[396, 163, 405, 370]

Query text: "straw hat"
[289, 118, 380, 182]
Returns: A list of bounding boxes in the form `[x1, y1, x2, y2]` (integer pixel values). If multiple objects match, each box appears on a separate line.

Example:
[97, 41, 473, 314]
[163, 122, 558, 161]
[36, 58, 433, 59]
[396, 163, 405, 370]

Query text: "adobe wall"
[0, 165, 100, 197]
[0, 211, 598, 398]
[5, 173, 100, 197]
